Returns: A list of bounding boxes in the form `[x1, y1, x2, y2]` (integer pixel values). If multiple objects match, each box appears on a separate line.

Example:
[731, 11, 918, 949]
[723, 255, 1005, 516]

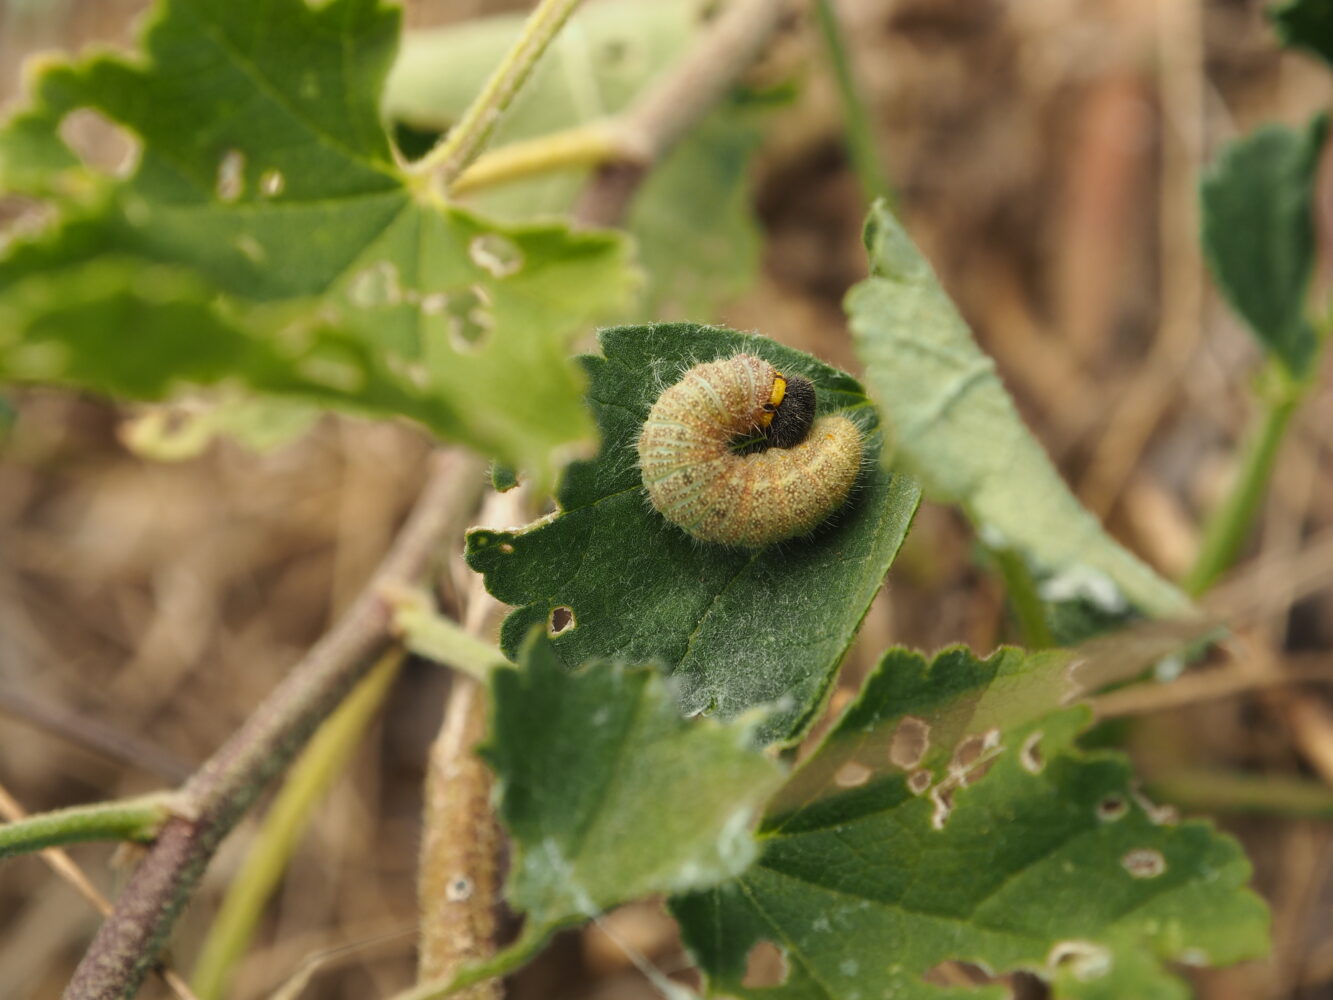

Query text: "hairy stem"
[413, 0, 585, 191]
[0, 793, 174, 861]
[189, 650, 406, 1000]
[65, 450, 485, 1000]
[813, 0, 892, 205]
[1183, 368, 1301, 596]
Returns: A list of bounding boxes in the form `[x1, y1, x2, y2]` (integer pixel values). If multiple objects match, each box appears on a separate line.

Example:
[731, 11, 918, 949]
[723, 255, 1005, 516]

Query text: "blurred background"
[2, 0, 1332, 997]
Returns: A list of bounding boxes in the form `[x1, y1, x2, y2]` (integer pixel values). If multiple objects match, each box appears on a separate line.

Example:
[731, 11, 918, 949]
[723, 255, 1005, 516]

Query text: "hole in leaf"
[889, 715, 930, 769]
[233, 235, 266, 263]
[259, 169, 285, 197]
[741, 940, 788, 988]
[1096, 794, 1128, 822]
[929, 784, 954, 830]
[907, 769, 932, 796]
[1019, 731, 1044, 774]
[58, 109, 140, 176]
[216, 148, 246, 202]
[1121, 848, 1166, 879]
[443, 286, 495, 353]
[348, 261, 402, 308]
[385, 353, 430, 390]
[922, 960, 997, 987]
[834, 761, 871, 788]
[1131, 784, 1178, 825]
[499, 542, 515, 554]
[1047, 940, 1112, 980]
[548, 606, 575, 636]
[468, 233, 525, 278]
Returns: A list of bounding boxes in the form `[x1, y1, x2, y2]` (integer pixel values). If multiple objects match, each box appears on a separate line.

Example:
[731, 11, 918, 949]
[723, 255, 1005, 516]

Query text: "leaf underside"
[0, 0, 637, 478]
[467, 322, 921, 745]
[846, 201, 1190, 619]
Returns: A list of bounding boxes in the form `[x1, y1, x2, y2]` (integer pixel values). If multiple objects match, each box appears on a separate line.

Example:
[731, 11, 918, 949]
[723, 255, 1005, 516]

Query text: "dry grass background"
[2, 0, 1333, 997]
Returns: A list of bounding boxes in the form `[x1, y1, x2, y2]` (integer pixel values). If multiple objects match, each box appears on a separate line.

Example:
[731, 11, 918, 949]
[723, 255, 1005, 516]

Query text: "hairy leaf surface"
[467, 323, 921, 745]
[483, 630, 784, 940]
[672, 646, 1270, 999]
[846, 201, 1189, 617]
[0, 0, 636, 476]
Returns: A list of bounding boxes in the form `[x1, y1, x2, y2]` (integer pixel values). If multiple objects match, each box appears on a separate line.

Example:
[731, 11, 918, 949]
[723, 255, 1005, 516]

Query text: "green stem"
[390, 928, 551, 1000]
[189, 650, 405, 1000]
[1150, 769, 1333, 819]
[989, 545, 1055, 649]
[386, 587, 505, 680]
[0, 793, 174, 860]
[1183, 366, 1301, 596]
[412, 0, 585, 191]
[452, 121, 623, 195]
[812, 0, 893, 206]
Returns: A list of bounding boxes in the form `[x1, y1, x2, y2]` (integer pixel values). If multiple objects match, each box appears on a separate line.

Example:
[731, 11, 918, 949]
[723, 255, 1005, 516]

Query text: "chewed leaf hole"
[890, 715, 930, 769]
[442, 286, 495, 353]
[216, 148, 246, 202]
[58, 109, 140, 176]
[468, 233, 525, 277]
[1019, 731, 1044, 774]
[548, 606, 575, 636]
[499, 542, 515, 554]
[259, 168, 285, 197]
[1047, 940, 1112, 981]
[922, 960, 997, 988]
[1097, 794, 1128, 822]
[741, 940, 789, 988]
[834, 761, 871, 788]
[929, 784, 954, 830]
[908, 769, 932, 796]
[1121, 848, 1167, 879]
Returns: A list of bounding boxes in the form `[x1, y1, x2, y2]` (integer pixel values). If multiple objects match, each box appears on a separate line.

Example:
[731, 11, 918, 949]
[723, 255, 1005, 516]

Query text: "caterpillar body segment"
[637, 353, 863, 548]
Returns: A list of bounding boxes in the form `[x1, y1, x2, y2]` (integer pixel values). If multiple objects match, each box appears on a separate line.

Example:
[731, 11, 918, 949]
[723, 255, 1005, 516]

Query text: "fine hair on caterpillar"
[636, 353, 864, 547]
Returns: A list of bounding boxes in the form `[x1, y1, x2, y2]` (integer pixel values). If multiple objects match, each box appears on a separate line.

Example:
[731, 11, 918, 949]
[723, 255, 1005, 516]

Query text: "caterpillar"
[636, 353, 863, 547]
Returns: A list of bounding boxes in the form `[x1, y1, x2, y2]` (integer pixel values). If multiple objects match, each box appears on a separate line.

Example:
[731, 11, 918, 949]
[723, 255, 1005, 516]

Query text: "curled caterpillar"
[637, 353, 863, 547]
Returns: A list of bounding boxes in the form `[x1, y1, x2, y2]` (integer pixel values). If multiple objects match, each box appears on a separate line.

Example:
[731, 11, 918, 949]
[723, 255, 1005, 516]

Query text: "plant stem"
[1150, 769, 1333, 818]
[812, 0, 893, 206]
[65, 450, 485, 1000]
[413, 0, 585, 191]
[189, 649, 406, 1000]
[989, 546, 1055, 649]
[1183, 366, 1301, 596]
[451, 122, 622, 195]
[574, 0, 787, 227]
[0, 793, 174, 860]
[387, 587, 504, 680]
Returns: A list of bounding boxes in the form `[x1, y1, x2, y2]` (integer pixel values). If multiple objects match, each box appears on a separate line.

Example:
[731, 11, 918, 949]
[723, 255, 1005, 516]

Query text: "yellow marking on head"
[759, 374, 787, 428]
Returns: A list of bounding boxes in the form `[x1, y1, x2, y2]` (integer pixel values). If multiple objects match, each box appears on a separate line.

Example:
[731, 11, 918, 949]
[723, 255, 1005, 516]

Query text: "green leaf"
[482, 629, 784, 941]
[1200, 114, 1328, 377]
[0, 0, 637, 478]
[384, 0, 764, 320]
[467, 323, 921, 746]
[1271, 0, 1333, 67]
[672, 646, 1270, 1000]
[846, 202, 1189, 618]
